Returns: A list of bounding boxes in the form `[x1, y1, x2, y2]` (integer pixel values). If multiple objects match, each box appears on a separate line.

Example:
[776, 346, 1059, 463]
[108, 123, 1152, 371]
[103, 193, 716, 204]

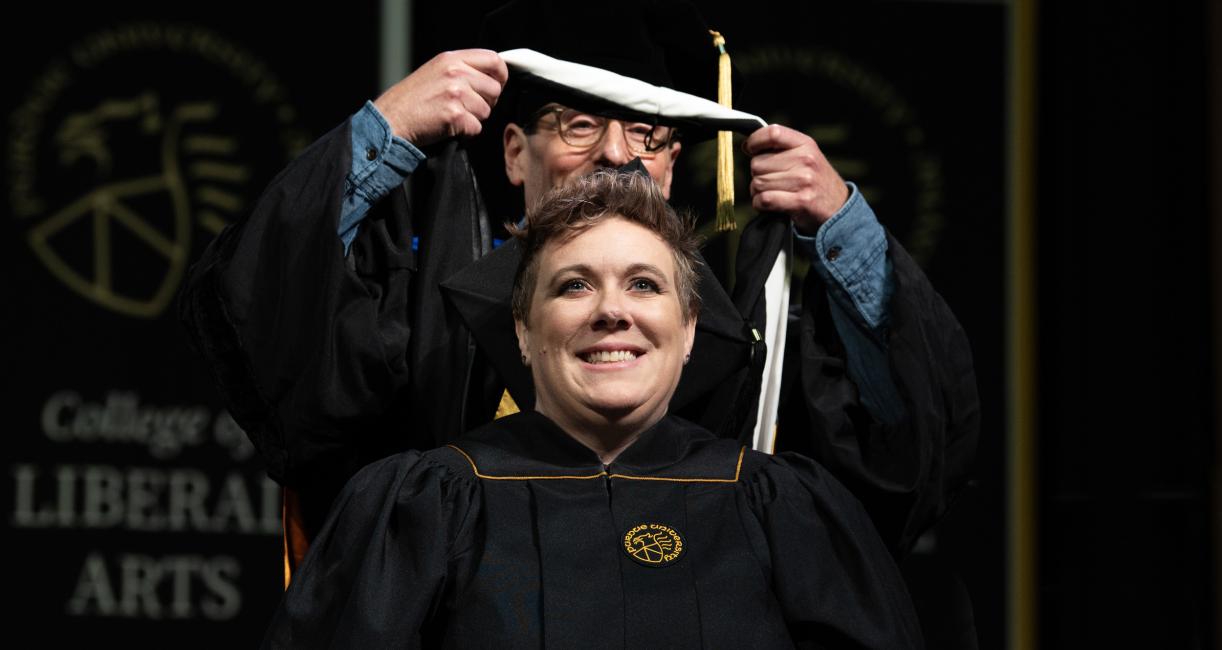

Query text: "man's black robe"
[179, 120, 979, 555]
[264, 412, 924, 649]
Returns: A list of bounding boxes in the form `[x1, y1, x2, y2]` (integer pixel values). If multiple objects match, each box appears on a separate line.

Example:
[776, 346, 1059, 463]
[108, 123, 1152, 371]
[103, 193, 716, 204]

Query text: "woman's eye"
[630, 278, 659, 292]
[560, 279, 588, 293]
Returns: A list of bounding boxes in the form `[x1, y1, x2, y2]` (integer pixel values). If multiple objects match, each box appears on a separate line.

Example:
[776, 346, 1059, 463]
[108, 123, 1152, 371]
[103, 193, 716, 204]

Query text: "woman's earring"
[683, 353, 691, 365]
[521, 354, 529, 367]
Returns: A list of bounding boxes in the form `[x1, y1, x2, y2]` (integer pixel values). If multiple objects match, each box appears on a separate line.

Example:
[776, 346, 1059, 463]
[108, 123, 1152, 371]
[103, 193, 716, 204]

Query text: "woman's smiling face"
[515, 216, 696, 436]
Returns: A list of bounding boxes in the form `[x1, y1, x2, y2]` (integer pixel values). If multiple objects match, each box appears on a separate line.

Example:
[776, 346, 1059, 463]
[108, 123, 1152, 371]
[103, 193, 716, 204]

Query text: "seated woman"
[264, 169, 923, 649]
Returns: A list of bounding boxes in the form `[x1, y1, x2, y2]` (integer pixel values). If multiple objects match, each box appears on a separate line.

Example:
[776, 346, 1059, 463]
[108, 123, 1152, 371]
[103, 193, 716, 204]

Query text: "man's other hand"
[374, 49, 510, 147]
[744, 124, 850, 235]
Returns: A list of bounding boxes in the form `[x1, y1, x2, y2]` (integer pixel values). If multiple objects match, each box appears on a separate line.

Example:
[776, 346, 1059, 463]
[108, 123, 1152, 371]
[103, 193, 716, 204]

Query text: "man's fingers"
[749, 172, 807, 196]
[744, 122, 848, 229]
[750, 149, 825, 179]
[749, 151, 790, 177]
[450, 111, 485, 139]
[429, 49, 506, 107]
[751, 190, 806, 215]
[458, 88, 494, 123]
[458, 48, 510, 85]
[435, 86, 491, 136]
[463, 65, 506, 107]
[743, 123, 810, 156]
[446, 50, 507, 107]
[374, 49, 510, 146]
[438, 65, 498, 126]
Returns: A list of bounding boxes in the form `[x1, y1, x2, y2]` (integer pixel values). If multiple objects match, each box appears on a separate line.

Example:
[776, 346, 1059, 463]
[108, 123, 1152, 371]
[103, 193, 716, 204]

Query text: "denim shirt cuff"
[339, 102, 427, 252]
[795, 182, 892, 330]
[346, 100, 426, 203]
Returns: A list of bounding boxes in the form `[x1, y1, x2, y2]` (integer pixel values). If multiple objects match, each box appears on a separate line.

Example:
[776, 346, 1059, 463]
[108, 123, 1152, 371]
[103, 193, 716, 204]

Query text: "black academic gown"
[179, 119, 978, 556]
[264, 411, 924, 649]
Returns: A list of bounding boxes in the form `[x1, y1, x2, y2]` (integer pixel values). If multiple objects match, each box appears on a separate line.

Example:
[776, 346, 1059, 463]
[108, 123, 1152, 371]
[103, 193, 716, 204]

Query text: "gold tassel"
[710, 30, 736, 233]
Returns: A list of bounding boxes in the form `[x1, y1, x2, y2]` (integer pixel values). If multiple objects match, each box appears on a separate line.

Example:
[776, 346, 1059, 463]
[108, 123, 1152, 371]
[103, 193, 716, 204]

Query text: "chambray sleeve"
[793, 183, 904, 424]
[339, 101, 427, 254]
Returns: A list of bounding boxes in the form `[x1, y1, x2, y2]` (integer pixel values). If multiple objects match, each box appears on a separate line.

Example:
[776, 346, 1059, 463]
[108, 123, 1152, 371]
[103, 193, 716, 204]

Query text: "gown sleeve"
[784, 233, 980, 555]
[178, 120, 421, 523]
[263, 451, 479, 649]
[742, 452, 925, 649]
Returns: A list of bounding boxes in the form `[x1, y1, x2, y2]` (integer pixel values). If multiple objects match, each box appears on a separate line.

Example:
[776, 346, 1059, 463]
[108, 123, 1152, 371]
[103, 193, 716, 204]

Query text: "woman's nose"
[591, 291, 631, 331]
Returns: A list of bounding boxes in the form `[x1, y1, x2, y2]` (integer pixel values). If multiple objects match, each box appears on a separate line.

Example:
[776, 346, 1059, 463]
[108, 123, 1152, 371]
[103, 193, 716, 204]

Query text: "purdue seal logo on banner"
[623, 523, 685, 567]
[8, 23, 307, 318]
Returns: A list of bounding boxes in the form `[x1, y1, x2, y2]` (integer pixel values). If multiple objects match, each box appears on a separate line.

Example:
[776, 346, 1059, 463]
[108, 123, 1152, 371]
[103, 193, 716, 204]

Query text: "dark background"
[1035, 2, 1214, 648]
[2, 1, 1215, 648]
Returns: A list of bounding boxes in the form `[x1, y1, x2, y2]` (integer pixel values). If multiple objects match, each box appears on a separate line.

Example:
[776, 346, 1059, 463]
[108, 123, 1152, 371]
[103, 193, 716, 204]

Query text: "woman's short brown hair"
[510, 169, 702, 323]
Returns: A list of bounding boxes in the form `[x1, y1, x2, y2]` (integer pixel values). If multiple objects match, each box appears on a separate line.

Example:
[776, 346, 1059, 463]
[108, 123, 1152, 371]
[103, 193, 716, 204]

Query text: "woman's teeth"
[583, 350, 638, 364]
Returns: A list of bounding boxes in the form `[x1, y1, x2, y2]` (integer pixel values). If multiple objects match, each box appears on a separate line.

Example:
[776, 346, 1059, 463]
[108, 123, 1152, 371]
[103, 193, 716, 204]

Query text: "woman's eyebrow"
[549, 264, 594, 279]
[624, 263, 668, 281]
[550, 263, 668, 281]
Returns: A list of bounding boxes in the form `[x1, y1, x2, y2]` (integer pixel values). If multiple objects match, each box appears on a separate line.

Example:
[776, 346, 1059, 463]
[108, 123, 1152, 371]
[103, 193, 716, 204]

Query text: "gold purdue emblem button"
[623, 523, 684, 567]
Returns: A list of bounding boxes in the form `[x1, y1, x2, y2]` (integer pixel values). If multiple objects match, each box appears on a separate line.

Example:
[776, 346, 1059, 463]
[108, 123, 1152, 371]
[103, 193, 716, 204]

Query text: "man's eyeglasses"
[527, 106, 677, 157]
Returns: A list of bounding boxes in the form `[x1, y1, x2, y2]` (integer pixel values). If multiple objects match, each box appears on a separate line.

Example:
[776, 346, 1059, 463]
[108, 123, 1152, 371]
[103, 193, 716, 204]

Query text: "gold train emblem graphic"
[623, 523, 684, 567]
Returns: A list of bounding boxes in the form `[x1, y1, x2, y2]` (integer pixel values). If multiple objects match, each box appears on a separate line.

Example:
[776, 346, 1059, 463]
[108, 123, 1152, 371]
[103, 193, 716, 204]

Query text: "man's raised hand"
[744, 124, 850, 234]
[374, 49, 510, 147]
